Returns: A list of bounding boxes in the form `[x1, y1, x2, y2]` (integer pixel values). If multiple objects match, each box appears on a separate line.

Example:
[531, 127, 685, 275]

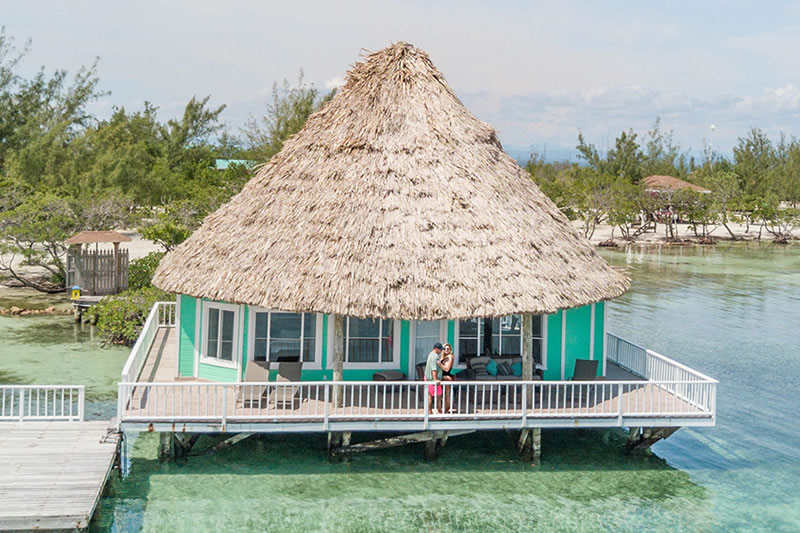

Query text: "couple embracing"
[425, 342, 454, 414]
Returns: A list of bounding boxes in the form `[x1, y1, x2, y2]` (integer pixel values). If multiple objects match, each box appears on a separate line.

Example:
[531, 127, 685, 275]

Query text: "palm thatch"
[153, 42, 629, 320]
[643, 175, 710, 193]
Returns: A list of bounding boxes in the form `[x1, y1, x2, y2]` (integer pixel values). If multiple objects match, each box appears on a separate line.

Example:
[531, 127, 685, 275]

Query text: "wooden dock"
[0, 420, 118, 531]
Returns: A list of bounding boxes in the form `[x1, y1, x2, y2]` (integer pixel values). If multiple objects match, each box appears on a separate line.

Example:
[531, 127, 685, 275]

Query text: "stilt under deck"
[119, 327, 716, 434]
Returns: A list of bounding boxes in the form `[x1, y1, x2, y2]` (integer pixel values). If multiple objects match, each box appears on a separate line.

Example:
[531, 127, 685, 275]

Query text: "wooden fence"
[67, 248, 129, 295]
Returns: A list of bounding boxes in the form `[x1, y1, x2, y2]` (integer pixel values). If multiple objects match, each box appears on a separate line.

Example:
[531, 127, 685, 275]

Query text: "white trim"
[560, 310, 567, 380]
[326, 315, 334, 370]
[343, 318, 401, 369]
[237, 304, 245, 382]
[541, 314, 548, 370]
[199, 301, 240, 370]
[247, 307, 323, 370]
[409, 320, 447, 375]
[174, 295, 181, 379]
[602, 302, 608, 377]
[193, 298, 201, 378]
[589, 303, 596, 361]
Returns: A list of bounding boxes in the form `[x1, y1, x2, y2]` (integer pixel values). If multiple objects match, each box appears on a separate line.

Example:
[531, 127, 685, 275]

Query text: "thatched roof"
[643, 175, 710, 193]
[153, 42, 629, 320]
[65, 231, 132, 245]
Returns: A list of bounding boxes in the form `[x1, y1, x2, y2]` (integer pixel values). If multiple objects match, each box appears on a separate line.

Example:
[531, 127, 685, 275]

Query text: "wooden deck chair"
[238, 360, 270, 407]
[272, 361, 303, 408]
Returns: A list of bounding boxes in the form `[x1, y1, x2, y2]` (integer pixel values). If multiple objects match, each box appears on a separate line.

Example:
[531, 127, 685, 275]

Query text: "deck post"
[158, 432, 174, 462]
[333, 315, 345, 408]
[423, 438, 439, 462]
[518, 427, 541, 465]
[522, 314, 534, 408]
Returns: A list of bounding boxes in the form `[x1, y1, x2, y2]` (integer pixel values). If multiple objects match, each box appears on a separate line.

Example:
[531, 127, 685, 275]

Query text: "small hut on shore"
[65, 231, 131, 296]
[152, 42, 629, 383]
[643, 175, 710, 193]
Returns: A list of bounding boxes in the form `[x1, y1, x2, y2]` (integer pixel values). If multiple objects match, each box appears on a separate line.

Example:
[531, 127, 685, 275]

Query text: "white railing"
[119, 301, 176, 419]
[118, 377, 716, 428]
[607, 333, 717, 415]
[0, 385, 85, 421]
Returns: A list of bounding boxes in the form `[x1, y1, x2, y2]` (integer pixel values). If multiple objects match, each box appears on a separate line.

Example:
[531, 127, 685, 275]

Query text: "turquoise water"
[2, 242, 799, 531]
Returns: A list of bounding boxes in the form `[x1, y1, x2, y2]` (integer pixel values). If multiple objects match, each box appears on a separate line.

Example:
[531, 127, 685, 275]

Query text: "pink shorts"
[428, 384, 443, 396]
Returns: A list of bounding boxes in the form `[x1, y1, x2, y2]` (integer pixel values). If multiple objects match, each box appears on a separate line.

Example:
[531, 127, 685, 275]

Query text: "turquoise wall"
[564, 305, 592, 379]
[178, 295, 196, 377]
[594, 301, 605, 375]
[544, 310, 563, 380]
[176, 299, 609, 383]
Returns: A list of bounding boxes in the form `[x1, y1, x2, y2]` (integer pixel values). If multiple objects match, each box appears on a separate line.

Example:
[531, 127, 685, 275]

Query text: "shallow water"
[2, 242, 799, 531]
[0, 315, 129, 419]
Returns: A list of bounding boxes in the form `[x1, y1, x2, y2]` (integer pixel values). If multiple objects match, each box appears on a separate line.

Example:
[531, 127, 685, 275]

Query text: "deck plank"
[0, 420, 118, 531]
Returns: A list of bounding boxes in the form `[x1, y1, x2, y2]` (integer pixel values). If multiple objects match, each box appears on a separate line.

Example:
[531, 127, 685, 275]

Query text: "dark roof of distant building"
[65, 231, 132, 245]
[643, 175, 710, 193]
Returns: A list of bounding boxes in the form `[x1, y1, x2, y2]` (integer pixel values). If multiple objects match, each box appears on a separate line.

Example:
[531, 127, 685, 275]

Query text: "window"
[204, 304, 238, 364]
[457, 315, 543, 365]
[346, 317, 394, 364]
[252, 311, 317, 363]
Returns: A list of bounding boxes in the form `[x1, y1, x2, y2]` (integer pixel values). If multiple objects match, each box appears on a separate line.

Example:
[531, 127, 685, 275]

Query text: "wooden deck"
[0, 421, 118, 531]
[118, 327, 713, 432]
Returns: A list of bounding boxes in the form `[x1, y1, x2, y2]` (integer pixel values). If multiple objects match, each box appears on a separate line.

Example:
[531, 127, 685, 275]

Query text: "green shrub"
[128, 251, 165, 290]
[88, 287, 173, 345]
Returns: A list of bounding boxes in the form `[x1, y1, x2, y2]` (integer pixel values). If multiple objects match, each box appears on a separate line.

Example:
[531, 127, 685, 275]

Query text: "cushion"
[469, 356, 492, 369]
[471, 362, 488, 375]
[486, 359, 498, 376]
[511, 361, 522, 376]
[499, 362, 514, 376]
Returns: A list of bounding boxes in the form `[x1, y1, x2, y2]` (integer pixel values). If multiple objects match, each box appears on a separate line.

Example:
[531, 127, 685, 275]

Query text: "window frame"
[454, 315, 547, 369]
[247, 308, 322, 370]
[334, 317, 401, 369]
[200, 302, 240, 369]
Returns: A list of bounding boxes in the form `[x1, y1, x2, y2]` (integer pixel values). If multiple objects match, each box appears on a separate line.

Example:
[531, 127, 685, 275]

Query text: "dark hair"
[433, 342, 444, 350]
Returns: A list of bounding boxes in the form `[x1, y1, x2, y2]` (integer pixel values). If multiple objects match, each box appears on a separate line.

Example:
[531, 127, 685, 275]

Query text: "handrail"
[118, 301, 176, 426]
[607, 332, 717, 383]
[117, 378, 716, 428]
[0, 385, 84, 421]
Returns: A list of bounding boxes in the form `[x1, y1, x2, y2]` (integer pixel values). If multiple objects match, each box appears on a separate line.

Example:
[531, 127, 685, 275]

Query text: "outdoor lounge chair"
[272, 361, 303, 408]
[238, 360, 270, 407]
[572, 359, 599, 381]
[570, 359, 599, 409]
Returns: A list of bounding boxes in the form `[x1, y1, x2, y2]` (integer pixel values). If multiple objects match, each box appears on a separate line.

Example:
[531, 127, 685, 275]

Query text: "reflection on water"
[3, 243, 799, 531]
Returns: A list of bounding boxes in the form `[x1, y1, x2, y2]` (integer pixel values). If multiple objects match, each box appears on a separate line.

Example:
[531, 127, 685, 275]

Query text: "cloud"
[324, 76, 345, 90]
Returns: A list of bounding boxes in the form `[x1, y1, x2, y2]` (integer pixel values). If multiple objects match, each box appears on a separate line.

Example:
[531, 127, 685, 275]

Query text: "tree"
[641, 117, 691, 178]
[733, 127, 776, 196]
[0, 192, 79, 292]
[243, 72, 335, 162]
[577, 129, 644, 183]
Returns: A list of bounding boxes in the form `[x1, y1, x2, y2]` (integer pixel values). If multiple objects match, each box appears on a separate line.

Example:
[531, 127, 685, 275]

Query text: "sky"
[5, 0, 800, 160]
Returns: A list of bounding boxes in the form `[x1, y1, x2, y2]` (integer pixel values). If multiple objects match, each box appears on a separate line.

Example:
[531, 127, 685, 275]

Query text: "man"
[425, 342, 444, 414]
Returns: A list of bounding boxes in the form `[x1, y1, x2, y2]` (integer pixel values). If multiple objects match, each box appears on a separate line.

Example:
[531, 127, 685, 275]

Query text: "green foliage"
[577, 129, 644, 183]
[243, 72, 335, 162]
[88, 287, 172, 345]
[0, 191, 79, 291]
[128, 251, 165, 290]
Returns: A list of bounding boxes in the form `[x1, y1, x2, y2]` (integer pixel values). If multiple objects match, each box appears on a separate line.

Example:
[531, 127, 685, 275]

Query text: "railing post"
[77, 386, 85, 421]
[617, 383, 624, 426]
[521, 383, 528, 428]
[221, 386, 228, 429]
[323, 384, 330, 430]
[423, 388, 429, 430]
[18, 388, 24, 421]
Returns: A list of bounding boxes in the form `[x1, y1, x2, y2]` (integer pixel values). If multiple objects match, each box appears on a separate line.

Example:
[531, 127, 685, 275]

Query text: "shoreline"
[579, 221, 797, 247]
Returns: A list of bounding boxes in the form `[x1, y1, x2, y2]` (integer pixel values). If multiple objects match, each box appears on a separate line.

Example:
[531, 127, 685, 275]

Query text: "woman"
[438, 343, 455, 413]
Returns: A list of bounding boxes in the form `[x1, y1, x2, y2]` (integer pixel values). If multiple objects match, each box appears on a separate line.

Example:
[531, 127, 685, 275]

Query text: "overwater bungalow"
[118, 43, 716, 460]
